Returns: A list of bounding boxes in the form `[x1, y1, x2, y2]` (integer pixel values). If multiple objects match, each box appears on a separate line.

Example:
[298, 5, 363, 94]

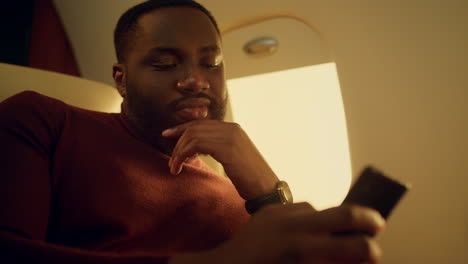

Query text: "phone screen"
[342, 166, 410, 219]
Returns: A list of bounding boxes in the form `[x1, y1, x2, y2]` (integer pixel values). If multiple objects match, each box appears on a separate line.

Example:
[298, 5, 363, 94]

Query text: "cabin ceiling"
[53, 0, 343, 85]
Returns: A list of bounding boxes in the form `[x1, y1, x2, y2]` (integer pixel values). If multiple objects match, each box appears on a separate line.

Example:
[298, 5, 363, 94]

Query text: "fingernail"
[170, 157, 177, 175]
[374, 213, 386, 228]
[176, 164, 183, 175]
[162, 128, 176, 136]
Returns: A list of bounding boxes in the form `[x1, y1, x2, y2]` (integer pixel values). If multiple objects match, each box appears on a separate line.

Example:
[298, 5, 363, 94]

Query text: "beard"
[123, 81, 227, 155]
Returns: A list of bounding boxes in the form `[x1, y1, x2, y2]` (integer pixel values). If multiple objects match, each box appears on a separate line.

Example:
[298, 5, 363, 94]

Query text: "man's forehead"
[136, 6, 221, 47]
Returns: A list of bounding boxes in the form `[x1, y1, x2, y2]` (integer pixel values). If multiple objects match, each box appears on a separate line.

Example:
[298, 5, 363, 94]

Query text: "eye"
[152, 64, 177, 71]
[201, 59, 223, 69]
[202, 63, 221, 69]
[200, 54, 223, 69]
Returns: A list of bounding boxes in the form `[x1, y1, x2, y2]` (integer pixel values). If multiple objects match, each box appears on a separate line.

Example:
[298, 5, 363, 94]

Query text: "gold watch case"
[277, 180, 293, 204]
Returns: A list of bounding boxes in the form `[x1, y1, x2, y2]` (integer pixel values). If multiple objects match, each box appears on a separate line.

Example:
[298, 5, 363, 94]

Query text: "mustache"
[167, 94, 217, 110]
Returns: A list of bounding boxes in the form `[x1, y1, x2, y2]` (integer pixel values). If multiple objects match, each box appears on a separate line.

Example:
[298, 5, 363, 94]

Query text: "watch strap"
[245, 190, 282, 214]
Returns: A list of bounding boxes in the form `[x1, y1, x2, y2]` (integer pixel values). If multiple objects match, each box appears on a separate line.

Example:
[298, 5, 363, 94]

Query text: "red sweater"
[0, 91, 249, 263]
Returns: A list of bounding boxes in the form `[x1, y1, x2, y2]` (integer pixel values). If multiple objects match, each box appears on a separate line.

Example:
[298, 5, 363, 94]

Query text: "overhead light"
[243, 37, 279, 57]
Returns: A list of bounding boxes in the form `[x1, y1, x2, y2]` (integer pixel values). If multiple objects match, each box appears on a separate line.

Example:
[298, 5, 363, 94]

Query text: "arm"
[0, 92, 170, 264]
[170, 203, 385, 264]
[0, 204, 382, 264]
[0, 230, 169, 264]
[0, 94, 384, 264]
[162, 120, 386, 263]
[162, 121, 278, 200]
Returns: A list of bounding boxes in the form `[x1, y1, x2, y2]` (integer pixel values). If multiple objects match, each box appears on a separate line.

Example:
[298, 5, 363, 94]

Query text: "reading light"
[243, 37, 279, 57]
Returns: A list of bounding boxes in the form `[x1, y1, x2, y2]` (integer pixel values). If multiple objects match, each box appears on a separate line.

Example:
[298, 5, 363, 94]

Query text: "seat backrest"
[0, 63, 122, 112]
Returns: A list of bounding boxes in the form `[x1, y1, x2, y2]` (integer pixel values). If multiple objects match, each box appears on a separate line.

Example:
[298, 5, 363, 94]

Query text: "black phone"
[342, 166, 410, 219]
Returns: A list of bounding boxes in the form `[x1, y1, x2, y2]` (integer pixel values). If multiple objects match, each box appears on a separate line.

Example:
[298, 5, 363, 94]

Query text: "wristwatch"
[245, 180, 293, 214]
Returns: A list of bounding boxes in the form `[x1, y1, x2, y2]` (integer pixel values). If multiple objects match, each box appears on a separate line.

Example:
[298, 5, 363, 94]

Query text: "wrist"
[223, 161, 279, 200]
[245, 180, 293, 214]
[245, 176, 278, 200]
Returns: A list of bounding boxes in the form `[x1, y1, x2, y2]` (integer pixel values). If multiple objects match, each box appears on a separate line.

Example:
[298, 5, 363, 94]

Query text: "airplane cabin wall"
[40, 0, 468, 263]
[200, 0, 468, 263]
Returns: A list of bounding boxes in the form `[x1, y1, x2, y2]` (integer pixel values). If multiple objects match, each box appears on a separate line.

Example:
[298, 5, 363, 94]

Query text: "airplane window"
[227, 62, 351, 210]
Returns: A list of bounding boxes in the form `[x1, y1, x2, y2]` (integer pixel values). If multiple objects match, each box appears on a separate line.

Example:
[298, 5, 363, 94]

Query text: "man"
[0, 0, 385, 263]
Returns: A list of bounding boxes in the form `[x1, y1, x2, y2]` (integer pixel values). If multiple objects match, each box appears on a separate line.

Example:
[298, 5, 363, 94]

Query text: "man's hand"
[162, 120, 278, 200]
[171, 203, 386, 264]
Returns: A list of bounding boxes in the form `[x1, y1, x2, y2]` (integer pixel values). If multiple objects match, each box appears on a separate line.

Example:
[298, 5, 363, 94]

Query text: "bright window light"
[227, 62, 351, 210]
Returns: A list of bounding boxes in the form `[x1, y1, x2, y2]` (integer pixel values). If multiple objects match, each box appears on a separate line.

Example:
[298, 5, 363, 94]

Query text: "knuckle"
[185, 125, 198, 135]
[296, 202, 315, 211]
[255, 205, 290, 228]
[257, 203, 282, 216]
[184, 129, 202, 143]
[340, 205, 359, 224]
[228, 122, 243, 136]
[357, 236, 382, 263]
[182, 128, 195, 140]
[229, 122, 242, 130]
[358, 236, 372, 256]
[190, 136, 201, 146]
[283, 235, 304, 263]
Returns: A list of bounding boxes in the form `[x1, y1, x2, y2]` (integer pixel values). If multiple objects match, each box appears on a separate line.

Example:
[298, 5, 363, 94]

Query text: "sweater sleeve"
[0, 91, 62, 240]
[0, 91, 170, 264]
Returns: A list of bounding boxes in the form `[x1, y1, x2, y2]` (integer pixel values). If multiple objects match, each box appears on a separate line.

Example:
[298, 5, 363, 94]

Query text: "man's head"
[112, 0, 226, 154]
[114, 0, 220, 64]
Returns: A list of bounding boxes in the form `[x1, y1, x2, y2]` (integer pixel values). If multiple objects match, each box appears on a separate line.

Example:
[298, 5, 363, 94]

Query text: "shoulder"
[0, 90, 67, 115]
[0, 91, 70, 152]
[0, 90, 69, 129]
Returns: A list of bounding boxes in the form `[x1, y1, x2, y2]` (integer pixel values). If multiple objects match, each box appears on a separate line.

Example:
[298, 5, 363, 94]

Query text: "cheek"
[209, 71, 226, 97]
[126, 82, 168, 115]
[130, 71, 178, 98]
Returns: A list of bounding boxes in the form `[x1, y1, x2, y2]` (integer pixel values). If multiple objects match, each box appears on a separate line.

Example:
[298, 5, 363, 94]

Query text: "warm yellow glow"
[0, 63, 122, 113]
[227, 63, 351, 210]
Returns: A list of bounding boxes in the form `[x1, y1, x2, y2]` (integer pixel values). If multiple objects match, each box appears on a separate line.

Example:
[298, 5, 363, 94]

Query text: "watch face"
[279, 181, 293, 203]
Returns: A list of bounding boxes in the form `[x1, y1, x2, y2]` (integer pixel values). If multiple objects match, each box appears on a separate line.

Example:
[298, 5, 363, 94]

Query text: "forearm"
[223, 152, 279, 200]
[0, 230, 169, 264]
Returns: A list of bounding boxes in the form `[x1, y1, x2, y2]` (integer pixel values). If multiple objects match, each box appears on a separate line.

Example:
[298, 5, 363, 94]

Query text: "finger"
[170, 123, 229, 175]
[258, 202, 317, 217]
[170, 129, 210, 175]
[171, 136, 212, 175]
[170, 153, 199, 175]
[331, 235, 382, 263]
[162, 119, 218, 138]
[161, 121, 195, 138]
[296, 234, 382, 264]
[290, 205, 385, 236]
[167, 124, 200, 174]
[169, 132, 193, 175]
[170, 156, 184, 175]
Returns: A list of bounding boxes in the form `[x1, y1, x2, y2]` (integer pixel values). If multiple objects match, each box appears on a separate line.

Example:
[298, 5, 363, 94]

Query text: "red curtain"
[29, 0, 80, 77]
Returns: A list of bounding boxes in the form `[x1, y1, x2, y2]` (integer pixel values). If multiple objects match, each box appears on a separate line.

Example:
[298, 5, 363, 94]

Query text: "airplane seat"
[0, 63, 122, 112]
[0, 62, 225, 173]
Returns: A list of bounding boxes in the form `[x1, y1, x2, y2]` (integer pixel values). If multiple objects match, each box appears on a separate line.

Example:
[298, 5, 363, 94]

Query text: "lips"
[174, 98, 211, 121]
[175, 98, 211, 110]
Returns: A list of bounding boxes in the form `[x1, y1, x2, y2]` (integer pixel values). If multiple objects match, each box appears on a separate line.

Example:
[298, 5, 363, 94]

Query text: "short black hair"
[114, 0, 220, 63]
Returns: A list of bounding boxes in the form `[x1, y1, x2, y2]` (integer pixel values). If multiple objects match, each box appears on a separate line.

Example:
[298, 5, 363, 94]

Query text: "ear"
[113, 63, 127, 98]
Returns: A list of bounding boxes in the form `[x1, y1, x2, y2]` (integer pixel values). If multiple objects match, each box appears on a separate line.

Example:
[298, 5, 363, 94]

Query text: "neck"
[120, 103, 176, 156]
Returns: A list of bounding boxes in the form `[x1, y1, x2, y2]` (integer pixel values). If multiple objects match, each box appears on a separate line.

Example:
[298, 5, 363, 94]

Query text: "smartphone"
[342, 166, 410, 219]
[334, 166, 410, 236]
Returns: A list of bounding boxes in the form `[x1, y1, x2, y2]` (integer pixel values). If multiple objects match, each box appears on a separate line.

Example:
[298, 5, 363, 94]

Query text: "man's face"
[118, 7, 226, 139]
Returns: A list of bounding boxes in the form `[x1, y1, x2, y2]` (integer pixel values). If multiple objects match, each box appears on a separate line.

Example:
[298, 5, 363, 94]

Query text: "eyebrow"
[199, 45, 220, 53]
[145, 45, 221, 57]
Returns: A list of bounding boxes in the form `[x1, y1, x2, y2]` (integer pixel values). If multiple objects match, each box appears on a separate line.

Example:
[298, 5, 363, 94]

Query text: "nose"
[176, 68, 210, 94]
